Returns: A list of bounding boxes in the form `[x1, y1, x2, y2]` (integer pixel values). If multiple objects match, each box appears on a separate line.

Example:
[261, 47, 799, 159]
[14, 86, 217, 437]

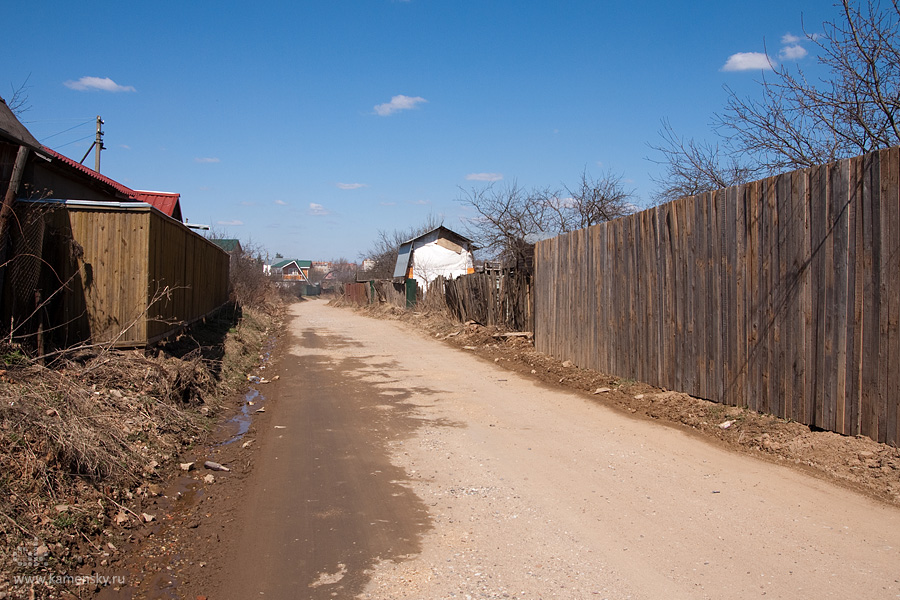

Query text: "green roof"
[210, 238, 242, 252]
[271, 259, 312, 269]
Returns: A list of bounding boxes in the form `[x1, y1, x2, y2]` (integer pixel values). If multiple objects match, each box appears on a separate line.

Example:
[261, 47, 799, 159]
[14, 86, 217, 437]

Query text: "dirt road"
[211, 300, 900, 599]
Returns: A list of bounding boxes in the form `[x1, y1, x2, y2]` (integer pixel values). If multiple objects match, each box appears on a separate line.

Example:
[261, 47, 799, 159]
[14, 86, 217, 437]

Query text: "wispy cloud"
[309, 202, 329, 215]
[779, 44, 807, 60]
[336, 182, 368, 190]
[412, 199, 430, 205]
[466, 172, 504, 182]
[274, 199, 288, 206]
[217, 219, 244, 226]
[240, 201, 256, 207]
[380, 201, 397, 206]
[778, 32, 809, 61]
[374, 94, 427, 116]
[721, 52, 773, 72]
[64, 76, 136, 92]
[195, 157, 220, 164]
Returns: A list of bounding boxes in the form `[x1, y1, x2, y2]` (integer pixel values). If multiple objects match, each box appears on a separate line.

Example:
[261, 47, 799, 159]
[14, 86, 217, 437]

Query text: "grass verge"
[0, 300, 282, 599]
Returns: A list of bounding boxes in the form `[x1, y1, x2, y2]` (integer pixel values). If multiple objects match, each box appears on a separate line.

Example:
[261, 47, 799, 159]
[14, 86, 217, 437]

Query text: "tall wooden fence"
[535, 147, 899, 444]
[5, 201, 230, 349]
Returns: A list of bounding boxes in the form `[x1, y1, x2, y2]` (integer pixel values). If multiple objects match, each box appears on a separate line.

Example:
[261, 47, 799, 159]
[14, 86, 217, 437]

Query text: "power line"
[38, 119, 94, 142]
[53, 134, 95, 149]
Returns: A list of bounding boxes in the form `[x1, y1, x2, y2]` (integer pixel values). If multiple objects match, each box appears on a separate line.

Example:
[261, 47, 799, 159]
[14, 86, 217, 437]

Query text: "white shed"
[393, 226, 476, 293]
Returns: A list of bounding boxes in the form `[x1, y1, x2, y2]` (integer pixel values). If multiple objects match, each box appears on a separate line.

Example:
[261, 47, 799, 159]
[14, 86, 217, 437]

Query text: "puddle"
[220, 388, 260, 446]
[219, 334, 277, 446]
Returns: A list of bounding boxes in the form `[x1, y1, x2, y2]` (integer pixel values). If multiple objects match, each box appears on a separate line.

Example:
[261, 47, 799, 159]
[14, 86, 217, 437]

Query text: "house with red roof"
[0, 97, 227, 349]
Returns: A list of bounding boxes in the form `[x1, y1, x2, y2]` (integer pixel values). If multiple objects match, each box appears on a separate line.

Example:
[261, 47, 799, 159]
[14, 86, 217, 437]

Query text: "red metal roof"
[133, 191, 182, 220]
[40, 146, 135, 199]
[39, 146, 183, 221]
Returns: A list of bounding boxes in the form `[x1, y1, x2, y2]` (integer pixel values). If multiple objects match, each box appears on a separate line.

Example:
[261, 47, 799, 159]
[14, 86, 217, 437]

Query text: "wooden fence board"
[886, 148, 900, 444]
[880, 147, 899, 444]
[724, 186, 737, 405]
[860, 152, 880, 439]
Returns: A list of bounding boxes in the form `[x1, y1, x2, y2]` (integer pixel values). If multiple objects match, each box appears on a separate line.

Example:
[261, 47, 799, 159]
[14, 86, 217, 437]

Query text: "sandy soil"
[380, 304, 900, 509]
[97, 299, 900, 599]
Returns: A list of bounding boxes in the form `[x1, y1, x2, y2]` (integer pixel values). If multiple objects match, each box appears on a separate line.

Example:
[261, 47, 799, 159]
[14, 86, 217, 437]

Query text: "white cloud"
[779, 44, 808, 60]
[466, 172, 504, 182]
[274, 199, 288, 205]
[309, 202, 329, 215]
[217, 219, 244, 226]
[336, 182, 367, 190]
[412, 199, 430, 205]
[374, 94, 427, 116]
[781, 33, 802, 45]
[195, 157, 220, 164]
[64, 76, 136, 92]
[721, 52, 774, 72]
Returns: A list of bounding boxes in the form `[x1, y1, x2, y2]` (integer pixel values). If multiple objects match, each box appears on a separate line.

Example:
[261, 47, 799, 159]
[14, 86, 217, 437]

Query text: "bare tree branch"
[649, 120, 757, 204]
[7, 74, 32, 117]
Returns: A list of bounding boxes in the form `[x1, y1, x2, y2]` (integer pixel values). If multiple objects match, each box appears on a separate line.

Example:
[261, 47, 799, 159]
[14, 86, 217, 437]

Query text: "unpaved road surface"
[208, 300, 900, 599]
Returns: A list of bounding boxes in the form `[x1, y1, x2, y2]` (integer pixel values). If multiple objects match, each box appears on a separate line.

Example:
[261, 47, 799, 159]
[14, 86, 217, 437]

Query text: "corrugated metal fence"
[535, 147, 900, 444]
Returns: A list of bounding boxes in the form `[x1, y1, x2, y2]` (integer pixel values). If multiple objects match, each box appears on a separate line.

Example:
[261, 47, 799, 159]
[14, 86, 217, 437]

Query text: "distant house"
[269, 259, 311, 282]
[209, 238, 243, 255]
[393, 226, 476, 297]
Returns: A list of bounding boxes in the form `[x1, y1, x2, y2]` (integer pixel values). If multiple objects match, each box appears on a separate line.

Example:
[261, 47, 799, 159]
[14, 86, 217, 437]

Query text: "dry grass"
[0, 303, 278, 598]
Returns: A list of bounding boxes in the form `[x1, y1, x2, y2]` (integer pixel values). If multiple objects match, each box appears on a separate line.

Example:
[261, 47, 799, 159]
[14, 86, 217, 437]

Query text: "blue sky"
[7, 0, 832, 261]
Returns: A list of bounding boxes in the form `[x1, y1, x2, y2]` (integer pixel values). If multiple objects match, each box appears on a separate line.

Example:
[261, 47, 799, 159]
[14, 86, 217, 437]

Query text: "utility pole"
[94, 116, 104, 172]
[79, 115, 105, 172]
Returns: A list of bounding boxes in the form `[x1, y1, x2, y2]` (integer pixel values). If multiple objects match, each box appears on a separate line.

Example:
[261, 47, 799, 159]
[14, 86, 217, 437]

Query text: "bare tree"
[562, 169, 636, 230]
[649, 120, 758, 204]
[457, 175, 635, 264]
[456, 181, 559, 265]
[653, 0, 900, 203]
[714, 0, 900, 174]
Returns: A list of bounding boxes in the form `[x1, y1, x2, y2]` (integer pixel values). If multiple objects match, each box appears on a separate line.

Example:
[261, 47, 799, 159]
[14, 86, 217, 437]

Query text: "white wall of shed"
[410, 238, 473, 293]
